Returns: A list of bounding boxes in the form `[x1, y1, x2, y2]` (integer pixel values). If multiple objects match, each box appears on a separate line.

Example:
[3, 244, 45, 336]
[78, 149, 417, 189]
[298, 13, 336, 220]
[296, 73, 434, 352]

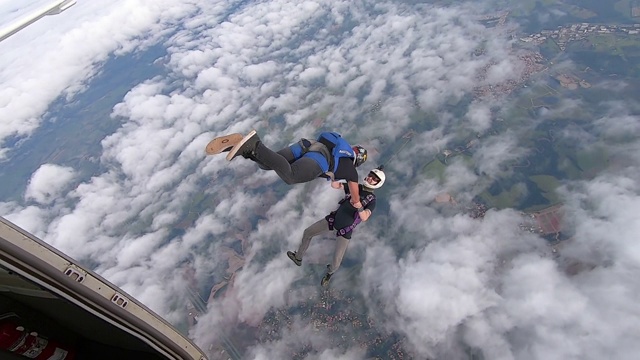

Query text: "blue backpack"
[291, 132, 355, 173]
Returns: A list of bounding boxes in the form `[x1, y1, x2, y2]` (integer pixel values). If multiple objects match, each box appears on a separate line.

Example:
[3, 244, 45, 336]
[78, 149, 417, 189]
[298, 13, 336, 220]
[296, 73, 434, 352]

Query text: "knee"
[282, 176, 300, 185]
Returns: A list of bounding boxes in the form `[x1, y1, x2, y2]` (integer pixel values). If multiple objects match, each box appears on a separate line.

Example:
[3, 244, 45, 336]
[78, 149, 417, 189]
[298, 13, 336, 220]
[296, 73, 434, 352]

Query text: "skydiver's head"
[353, 145, 367, 167]
[363, 166, 385, 190]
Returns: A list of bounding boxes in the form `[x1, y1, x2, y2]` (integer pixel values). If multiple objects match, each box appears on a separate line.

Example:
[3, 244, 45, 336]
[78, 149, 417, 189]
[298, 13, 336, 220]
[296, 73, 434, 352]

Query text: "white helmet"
[364, 167, 385, 189]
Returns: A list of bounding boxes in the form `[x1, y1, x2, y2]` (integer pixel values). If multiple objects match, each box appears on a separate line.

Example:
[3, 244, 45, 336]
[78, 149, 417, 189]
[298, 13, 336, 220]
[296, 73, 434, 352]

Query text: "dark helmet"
[352, 145, 367, 167]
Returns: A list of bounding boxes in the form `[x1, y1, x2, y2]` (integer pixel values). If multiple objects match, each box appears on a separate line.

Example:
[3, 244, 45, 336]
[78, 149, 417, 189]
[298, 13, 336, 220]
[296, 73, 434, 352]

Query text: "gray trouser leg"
[254, 143, 323, 184]
[296, 218, 331, 259]
[328, 236, 350, 274]
[257, 147, 295, 170]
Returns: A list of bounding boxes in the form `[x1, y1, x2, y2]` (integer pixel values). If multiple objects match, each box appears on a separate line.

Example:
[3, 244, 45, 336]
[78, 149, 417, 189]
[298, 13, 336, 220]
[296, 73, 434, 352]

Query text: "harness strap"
[326, 212, 336, 230]
[308, 142, 333, 171]
[318, 136, 336, 152]
[328, 193, 375, 236]
[297, 138, 312, 152]
[336, 217, 362, 236]
[339, 193, 376, 207]
[318, 135, 337, 172]
[326, 212, 362, 236]
[298, 138, 334, 174]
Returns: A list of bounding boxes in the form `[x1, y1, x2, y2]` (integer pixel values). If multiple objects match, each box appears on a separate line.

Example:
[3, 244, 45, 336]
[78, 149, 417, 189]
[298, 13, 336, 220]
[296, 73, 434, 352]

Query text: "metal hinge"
[63, 266, 86, 283]
[110, 293, 129, 308]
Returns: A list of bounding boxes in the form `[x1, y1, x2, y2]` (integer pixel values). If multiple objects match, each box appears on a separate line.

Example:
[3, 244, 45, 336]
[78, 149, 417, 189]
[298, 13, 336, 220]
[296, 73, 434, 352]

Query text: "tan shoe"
[205, 133, 243, 155]
[226, 130, 260, 161]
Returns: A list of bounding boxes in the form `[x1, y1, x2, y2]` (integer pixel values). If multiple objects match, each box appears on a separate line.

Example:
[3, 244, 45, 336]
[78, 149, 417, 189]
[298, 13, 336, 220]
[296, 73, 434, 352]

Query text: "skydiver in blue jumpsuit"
[227, 130, 369, 209]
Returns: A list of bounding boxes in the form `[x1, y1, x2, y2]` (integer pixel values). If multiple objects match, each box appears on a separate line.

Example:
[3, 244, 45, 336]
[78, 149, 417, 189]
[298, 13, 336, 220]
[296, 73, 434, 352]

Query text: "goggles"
[366, 171, 381, 184]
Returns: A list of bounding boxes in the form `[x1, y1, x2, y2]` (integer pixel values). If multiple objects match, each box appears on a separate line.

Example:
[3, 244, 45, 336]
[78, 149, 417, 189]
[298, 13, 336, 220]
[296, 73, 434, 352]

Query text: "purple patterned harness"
[326, 193, 376, 236]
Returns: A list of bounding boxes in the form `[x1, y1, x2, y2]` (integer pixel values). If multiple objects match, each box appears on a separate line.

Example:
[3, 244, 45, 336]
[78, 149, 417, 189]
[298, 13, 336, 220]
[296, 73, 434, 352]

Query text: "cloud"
[2, 204, 48, 237]
[24, 163, 76, 204]
[243, 61, 281, 83]
[2, 1, 640, 360]
[360, 207, 545, 357]
[362, 164, 640, 359]
[0, 0, 199, 159]
[465, 100, 493, 133]
[595, 101, 640, 139]
[473, 131, 529, 177]
[484, 58, 520, 84]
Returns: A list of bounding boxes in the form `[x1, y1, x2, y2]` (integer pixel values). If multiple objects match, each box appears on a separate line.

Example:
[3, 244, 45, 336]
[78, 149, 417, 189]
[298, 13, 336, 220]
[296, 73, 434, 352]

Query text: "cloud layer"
[2, 0, 640, 359]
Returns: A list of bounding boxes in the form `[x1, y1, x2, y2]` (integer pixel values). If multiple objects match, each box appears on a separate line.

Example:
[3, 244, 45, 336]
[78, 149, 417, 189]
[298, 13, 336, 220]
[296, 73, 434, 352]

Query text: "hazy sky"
[1, 1, 639, 359]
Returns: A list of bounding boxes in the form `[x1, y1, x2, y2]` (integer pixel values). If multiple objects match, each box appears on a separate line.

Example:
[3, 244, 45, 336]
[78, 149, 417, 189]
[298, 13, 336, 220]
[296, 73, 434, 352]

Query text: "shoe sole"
[226, 129, 257, 161]
[205, 133, 244, 155]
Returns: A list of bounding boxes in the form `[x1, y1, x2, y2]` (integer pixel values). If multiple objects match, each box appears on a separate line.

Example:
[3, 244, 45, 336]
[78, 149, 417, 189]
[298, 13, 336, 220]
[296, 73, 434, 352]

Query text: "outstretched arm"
[359, 208, 372, 221]
[347, 180, 362, 209]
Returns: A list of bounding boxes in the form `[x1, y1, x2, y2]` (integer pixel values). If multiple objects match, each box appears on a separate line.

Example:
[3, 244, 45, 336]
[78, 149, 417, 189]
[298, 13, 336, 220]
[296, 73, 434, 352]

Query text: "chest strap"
[339, 193, 376, 207]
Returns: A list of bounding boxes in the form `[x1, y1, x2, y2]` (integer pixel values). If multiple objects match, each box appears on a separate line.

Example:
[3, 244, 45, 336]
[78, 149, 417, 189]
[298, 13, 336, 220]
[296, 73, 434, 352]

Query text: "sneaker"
[321, 272, 332, 287]
[286, 251, 302, 266]
[226, 130, 261, 161]
[205, 133, 243, 155]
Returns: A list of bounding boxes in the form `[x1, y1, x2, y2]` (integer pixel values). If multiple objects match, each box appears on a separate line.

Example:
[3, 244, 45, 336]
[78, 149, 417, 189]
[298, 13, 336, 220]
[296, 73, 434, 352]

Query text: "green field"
[422, 157, 447, 183]
[529, 174, 561, 204]
[479, 182, 527, 209]
[576, 147, 611, 177]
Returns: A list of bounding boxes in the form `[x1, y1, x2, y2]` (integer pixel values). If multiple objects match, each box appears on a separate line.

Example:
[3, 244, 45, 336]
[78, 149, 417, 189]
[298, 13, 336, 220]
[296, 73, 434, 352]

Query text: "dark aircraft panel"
[0, 217, 207, 360]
